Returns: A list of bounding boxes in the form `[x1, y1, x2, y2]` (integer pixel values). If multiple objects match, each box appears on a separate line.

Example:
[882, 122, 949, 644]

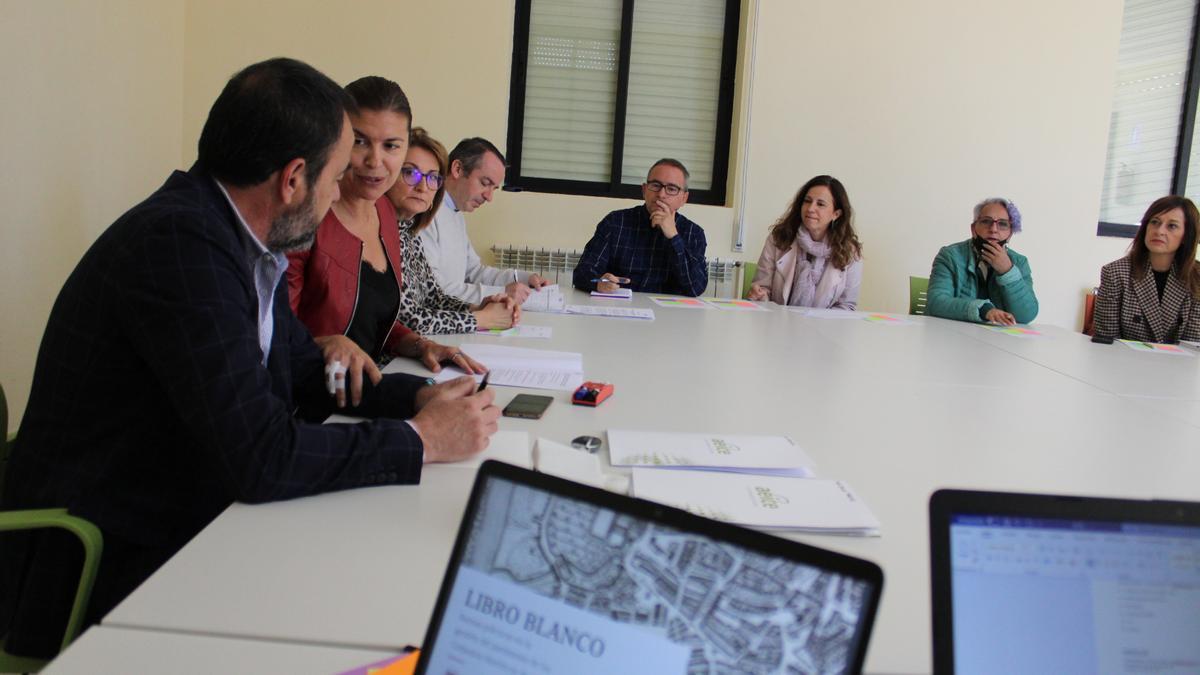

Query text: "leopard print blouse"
[397, 221, 478, 334]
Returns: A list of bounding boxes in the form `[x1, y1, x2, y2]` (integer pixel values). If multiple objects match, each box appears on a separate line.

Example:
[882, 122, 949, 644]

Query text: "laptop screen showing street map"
[416, 461, 883, 675]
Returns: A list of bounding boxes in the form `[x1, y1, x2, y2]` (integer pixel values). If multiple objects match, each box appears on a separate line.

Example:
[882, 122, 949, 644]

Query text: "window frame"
[504, 0, 741, 206]
[1098, 4, 1200, 237]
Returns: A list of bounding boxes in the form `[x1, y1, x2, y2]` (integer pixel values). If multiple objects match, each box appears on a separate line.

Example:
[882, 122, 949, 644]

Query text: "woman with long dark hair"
[746, 175, 863, 309]
[1094, 195, 1200, 343]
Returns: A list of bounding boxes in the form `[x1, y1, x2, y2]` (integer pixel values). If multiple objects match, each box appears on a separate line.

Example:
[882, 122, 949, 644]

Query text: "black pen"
[477, 371, 490, 392]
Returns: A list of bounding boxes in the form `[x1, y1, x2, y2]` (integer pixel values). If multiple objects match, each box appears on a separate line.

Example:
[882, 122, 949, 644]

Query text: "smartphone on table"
[502, 394, 553, 419]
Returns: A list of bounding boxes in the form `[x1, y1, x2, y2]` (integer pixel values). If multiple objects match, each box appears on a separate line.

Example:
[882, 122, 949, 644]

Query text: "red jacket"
[287, 197, 411, 356]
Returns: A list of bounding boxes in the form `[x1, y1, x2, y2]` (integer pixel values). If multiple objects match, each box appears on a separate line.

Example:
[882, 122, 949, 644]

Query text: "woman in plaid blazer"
[1094, 196, 1200, 343]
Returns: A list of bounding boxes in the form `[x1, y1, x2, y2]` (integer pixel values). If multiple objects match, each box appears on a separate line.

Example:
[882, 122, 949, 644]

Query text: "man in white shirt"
[420, 137, 549, 304]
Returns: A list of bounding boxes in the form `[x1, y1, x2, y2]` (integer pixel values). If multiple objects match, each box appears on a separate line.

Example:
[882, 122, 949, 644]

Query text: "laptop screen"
[947, 512, 1200, 674]
[418, 464, 882, 675]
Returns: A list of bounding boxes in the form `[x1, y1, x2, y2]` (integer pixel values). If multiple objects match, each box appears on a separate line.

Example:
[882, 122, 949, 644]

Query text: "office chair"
[741, 262, 758, 299]
[909, 276, 929, 315]
[1082, 288, 1097, 335]
[0, 382, 104, 672]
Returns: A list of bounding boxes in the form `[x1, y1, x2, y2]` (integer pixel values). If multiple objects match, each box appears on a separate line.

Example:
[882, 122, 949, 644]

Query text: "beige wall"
[0, 0, 184, 423]
[178, 0, 745, 264]
[181, 1, 516, 167]
[3, 0, 1134, 418]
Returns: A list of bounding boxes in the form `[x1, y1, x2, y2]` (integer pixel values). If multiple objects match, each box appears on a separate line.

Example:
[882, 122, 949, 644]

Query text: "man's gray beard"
[267, 191, 319, 253]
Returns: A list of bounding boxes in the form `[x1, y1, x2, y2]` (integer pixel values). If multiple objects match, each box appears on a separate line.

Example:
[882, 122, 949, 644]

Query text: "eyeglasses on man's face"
[975, 216, 1011, 231]
[645, 180, 685, 197]
[399, 166, 444, 189]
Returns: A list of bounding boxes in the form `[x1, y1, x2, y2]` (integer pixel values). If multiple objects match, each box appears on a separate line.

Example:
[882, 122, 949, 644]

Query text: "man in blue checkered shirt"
[572, 159, 708, 297]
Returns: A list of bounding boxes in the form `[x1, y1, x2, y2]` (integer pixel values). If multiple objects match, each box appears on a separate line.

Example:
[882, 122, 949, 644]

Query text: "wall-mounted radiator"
[490, 245, 745, 298]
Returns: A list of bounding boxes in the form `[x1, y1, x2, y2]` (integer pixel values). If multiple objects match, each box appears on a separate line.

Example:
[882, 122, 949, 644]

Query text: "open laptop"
[930, 489, 1200, 674]
[415, 460, 884, 675]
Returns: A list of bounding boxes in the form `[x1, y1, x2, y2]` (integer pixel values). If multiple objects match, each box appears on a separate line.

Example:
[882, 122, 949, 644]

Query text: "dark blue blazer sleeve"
[670, 218, 708, 297]
[118, 204, 424, 504]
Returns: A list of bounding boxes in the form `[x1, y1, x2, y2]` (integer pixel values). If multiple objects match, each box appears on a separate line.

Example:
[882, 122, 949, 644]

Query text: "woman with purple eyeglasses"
[384, 127, 519, 336]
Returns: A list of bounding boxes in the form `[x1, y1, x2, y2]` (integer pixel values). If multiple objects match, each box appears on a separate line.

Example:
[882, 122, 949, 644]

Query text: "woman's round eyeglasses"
[400, 166, 444, 189]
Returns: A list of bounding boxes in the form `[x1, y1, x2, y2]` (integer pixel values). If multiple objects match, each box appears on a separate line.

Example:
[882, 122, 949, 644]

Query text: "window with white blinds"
[1098, 0, 1198, 234]
[620, 0, 727, 190]
[520, 0, 621, 183]
[506, 0, 738, 205]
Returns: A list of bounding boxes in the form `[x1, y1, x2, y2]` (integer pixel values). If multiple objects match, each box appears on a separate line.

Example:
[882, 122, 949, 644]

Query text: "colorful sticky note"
[991, 326, 1043, 337]
[335, 651, 419, 675]
[1119, 339, 1193, 355]
[650, 296, 710, 308]
[707, 299, 765, 311]
[863, 313, 910, 325]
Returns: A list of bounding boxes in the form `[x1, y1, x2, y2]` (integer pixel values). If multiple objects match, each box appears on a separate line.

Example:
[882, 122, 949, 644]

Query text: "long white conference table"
[42, 626, 402, 675]
[76, 289, 1200, 674]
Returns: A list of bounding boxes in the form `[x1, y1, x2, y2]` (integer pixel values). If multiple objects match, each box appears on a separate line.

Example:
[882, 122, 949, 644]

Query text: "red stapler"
[572, 381, 614, 407]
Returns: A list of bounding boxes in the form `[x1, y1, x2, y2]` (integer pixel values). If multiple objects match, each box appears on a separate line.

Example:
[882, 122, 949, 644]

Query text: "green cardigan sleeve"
[926, 245, 989, 322]
[992, 251, 1038, 323]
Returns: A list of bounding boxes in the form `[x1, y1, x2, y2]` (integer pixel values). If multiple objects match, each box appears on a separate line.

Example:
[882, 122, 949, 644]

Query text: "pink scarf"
[788, 228, 844, 308]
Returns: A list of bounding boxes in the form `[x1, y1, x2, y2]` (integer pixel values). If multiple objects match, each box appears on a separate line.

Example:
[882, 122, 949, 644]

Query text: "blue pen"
[590, 277, 631, 285]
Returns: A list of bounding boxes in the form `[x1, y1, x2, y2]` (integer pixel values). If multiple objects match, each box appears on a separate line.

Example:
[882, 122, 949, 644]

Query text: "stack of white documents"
[608, 430, 815, 476]
[433, 343, 583, 391]
[564, 305, 655, 320]
[631, 469, 880, 536]
[481, 283, 566, 313]
[591, 288, 632, 299]
[611, 429, 879, 535]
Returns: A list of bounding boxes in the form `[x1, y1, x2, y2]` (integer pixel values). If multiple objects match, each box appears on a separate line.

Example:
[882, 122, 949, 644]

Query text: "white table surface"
[99, 291, 1200, 675]
[1124, 394, 1200, 430]
[42, 626, 402, 675]
[940, 320, 1200, 399]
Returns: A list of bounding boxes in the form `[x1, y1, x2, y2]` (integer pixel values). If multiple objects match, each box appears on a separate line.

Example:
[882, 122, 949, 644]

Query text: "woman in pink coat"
[747, 175, 863, 309]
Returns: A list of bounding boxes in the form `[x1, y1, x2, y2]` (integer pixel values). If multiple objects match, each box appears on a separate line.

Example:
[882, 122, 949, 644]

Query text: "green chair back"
[909, 276, 929, 315]
[0, 381, 105, 671]
[741, 262, 758, 299]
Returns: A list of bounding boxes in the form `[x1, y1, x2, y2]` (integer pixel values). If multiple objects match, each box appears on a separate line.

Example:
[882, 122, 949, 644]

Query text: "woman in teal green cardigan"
[926, 198, 1038, 325]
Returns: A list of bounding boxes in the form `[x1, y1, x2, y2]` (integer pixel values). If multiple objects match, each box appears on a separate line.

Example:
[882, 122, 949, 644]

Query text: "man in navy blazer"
[0, 58, 500, 658]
